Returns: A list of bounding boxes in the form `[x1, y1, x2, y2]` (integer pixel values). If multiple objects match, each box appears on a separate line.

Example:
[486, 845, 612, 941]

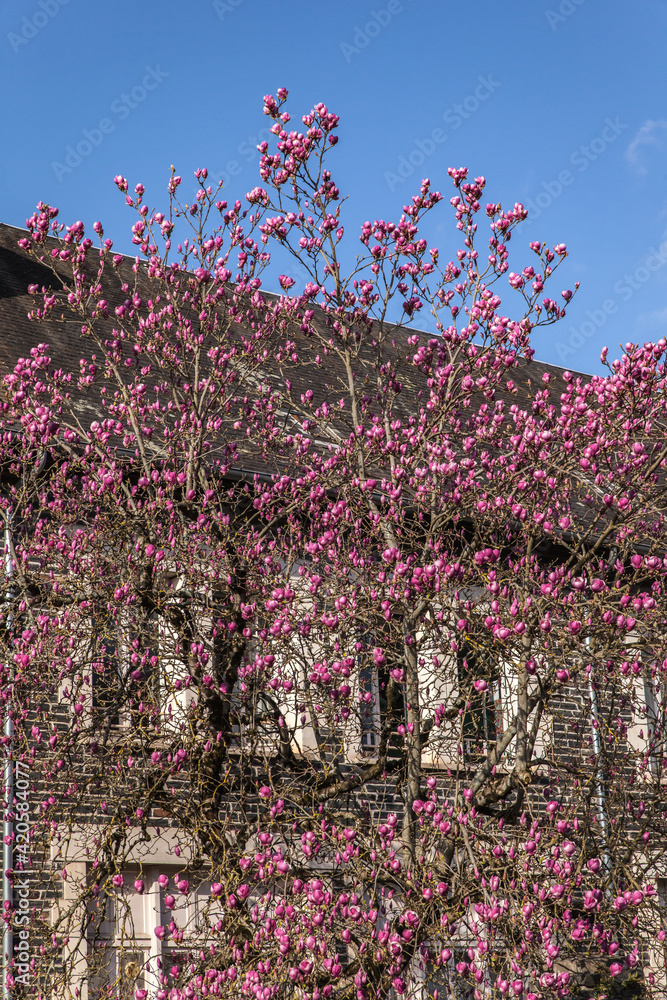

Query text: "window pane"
[457, 643, 499, 762]
[92, 628, 121, 725]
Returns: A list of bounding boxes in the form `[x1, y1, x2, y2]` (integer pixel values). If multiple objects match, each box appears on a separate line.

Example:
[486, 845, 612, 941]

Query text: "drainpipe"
[2, 517, 13, 1000]
[585, 637, 611, 881]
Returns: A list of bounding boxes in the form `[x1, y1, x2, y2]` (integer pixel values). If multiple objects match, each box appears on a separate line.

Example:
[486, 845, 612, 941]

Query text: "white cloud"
[625, 119, 667, 175]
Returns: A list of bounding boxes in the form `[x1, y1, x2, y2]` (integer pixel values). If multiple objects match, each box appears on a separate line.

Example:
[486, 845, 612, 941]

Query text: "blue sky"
[2, 0, 667, 375]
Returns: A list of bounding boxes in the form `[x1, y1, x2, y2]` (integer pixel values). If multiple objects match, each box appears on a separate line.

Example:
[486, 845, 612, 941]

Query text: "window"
[642, 674, 667, 778]
[359, 660, 379, 751]
[421, 956, 475, 1000]
[357, 642, 405, 757]
[457, 642, 502, 763]
[355, 632, 527, 770]
[231, 682, 275, 737]
[90, 613, 161, 732]
[359, 664, 405, 753]
[637, 876, 667, 992]
[87, 868, 157, 999]
[229, 672, 286, 755]
[91, 622, 121, 726]
[628, 656, 667, 781]
[85, 866, 220, 999]
[657, 879, 667, 965]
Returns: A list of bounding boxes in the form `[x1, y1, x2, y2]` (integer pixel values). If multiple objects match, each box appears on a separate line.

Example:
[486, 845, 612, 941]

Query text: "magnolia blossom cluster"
[2, 91, 667, 1000]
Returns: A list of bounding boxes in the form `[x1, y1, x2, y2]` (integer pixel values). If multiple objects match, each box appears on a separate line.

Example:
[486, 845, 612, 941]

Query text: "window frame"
[52, 827, 205, 1000]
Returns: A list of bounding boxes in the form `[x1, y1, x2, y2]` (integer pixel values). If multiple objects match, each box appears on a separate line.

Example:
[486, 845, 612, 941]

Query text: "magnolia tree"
[3, 89, 667, 1000]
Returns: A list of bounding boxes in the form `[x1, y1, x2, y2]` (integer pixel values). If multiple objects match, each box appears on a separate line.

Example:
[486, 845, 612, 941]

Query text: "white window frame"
[85, 865, 162, 999]
[66, 609, 165, 736]
[52, 827, 200, 1000]
[626, 639, 667, 784]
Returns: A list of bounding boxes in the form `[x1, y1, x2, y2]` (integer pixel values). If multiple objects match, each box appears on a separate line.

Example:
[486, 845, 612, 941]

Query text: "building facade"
[1, 222, 666, 999]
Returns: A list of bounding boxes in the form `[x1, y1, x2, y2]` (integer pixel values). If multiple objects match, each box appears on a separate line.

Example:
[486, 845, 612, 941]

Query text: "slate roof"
[0, 222, 591, 477]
